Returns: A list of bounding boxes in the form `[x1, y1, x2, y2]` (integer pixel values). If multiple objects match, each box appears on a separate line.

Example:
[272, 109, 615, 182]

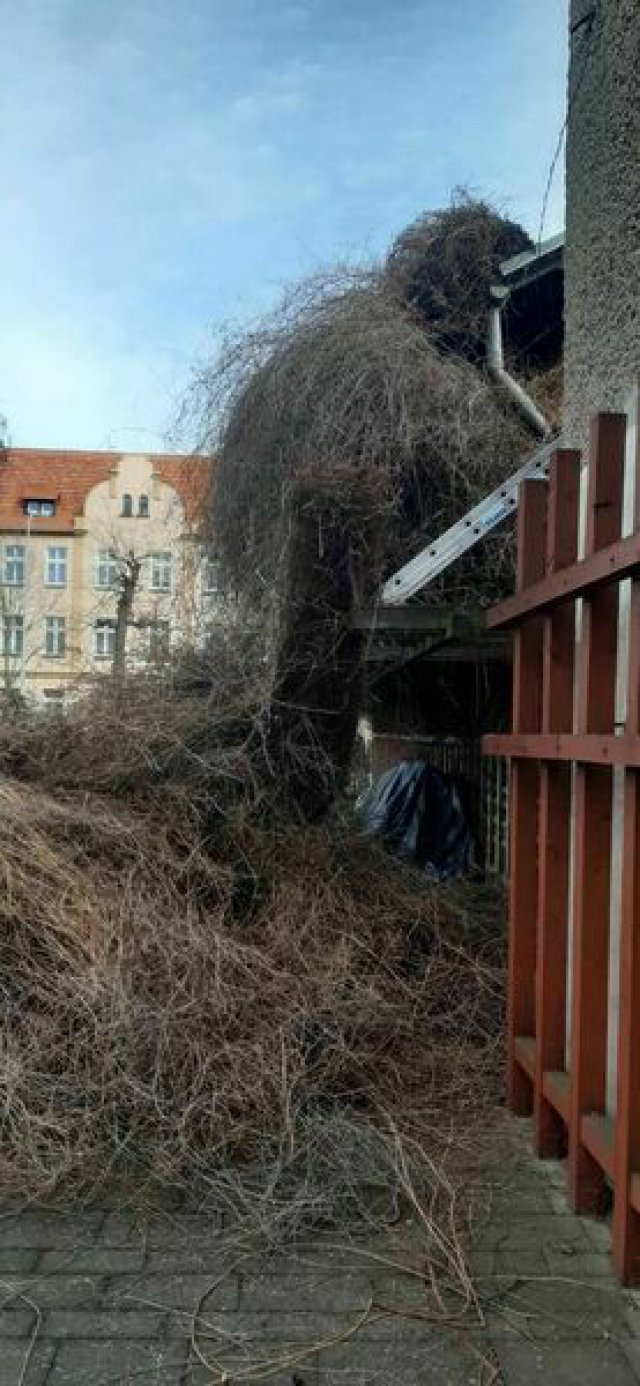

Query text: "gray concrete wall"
[563, 1, 640, 1112]
[563, 0, 640, 449]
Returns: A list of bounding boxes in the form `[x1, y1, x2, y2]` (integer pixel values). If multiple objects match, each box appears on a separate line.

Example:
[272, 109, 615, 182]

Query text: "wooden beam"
[486, 531, 640, 630]
[483, 732, 640, 767]
[613, 385, 640, 1280]
[507, 479, 547, 1113]
[568, 412, 625, 1216]
[535, 451, 580, 1157]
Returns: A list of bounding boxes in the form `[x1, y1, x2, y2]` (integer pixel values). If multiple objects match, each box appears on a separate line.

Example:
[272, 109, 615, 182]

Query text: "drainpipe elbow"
[487, 292, 550, 440]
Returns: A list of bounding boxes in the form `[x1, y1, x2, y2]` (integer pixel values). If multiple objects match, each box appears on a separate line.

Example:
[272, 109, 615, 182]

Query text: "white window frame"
[45, 615, 66, 658]
[203, 555, 220, 594]
[138, 494, 150, 517]
[94, 619, 117, 659]
[95, 550, 119, 589]
[4, 544, 25, 586]
[25, 498, 56, 517]
[45, 546, 68, 587]
[2, 614, 24, 659]
[150, 551, 172, 592]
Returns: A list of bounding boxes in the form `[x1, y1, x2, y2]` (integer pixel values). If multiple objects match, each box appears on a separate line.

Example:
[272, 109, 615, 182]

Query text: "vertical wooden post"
[569, 414, 626, 1214]
[534, 450, 581, 1156]
[614, 388, 640, 1281]
[508, 478, 547, 1112]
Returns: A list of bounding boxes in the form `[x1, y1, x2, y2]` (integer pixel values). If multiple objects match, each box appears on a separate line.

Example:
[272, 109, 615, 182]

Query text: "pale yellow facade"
[0, 452, 215, 707]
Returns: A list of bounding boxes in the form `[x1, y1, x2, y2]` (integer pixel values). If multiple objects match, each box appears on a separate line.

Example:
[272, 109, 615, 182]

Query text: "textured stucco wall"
[563, 0, 640, 448]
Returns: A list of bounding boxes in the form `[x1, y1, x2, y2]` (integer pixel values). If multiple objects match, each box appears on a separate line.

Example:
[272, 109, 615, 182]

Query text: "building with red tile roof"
[0, 447, 215, 705]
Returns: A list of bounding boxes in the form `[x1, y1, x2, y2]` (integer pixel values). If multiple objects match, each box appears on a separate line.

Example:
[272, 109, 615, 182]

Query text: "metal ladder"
[380, 437, 557, 606]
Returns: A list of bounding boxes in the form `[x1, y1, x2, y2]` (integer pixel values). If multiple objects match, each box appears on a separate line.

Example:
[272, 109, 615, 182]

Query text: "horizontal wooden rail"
[486, 531, 640, 630]
[485, 408, 640, 1281]
[483, 733, 640, 767]
[581, 1113, 616, 1180]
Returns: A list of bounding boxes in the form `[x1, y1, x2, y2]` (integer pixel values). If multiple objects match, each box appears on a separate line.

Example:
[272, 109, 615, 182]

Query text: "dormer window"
[138, 494, 149, 518]
[24, 498, 56, 517]
[121, 494, 133, 517]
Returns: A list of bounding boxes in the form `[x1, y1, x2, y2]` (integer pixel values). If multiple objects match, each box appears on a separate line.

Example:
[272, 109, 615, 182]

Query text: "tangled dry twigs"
[0, 671, 505, 1233]
[187, 198, 538, 616]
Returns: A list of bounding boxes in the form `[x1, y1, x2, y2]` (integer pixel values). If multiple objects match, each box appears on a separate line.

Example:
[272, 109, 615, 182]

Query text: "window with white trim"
[94, 619, 117, 658]
[45, 546, 68, 586]
[3, 545, 25, 586]
[150, 552, 172, 592]
[24, 498, 56, 517]
[203, 555, 220, 594]
[138, 494, 149, 517]
[2, 614, 24, 658]
[45, 616, 66, 658]
[95, 550, 118, 588]
[121, 494, 133, 517]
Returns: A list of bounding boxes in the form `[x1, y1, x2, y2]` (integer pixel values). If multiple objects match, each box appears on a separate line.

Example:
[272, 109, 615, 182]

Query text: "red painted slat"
[486, 531, 640, 630]
[543, 1069, 571, 1123]
[507, 479, 547, 1113]
[613, 388, 640, 1281]
[568, 413, 625, 1216]
[482, 732, 640, 767]
[535, 451, 580, 1156]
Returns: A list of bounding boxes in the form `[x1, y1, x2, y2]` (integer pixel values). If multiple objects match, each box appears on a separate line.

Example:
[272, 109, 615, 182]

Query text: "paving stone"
[537, 1160, 568, 1190]
[623, 1299, 640, 1339]
[474, 1214, 591, 1253]
[0, 1212, 103, 1249]
[184, 1360, 318, 1386]
[477, 1188, 553, 1219]
[544, 1247, 615, 1279]
[370, 1272, 428, 1311]
[240, 1271, 373, 1314]
[620, 1338, 640, 1381]
[146, 1214, 225, 1249]
[493, 1248, 550, 1278]
[37, 1246, 145, 1274]
[4, 1269, 102, 1302]
[101, 1271, 239, 1312]
[0, 1307, 38, 1337]
[0, 1249, 39, 1274]
[98, 1212, 149, 1245]
[1, 1276, 104, 1309]
[467, 1249, 497, 1278]
[488, 1278, 628, 1342]
[316, 1337, 481, 1384]
[546, 1186, 573, 1215]
[41, 1309, 168, 1339]
[582, 1217, 614, 1253]
[46, 1338, 187, 1384]
[187, 1308, 401, 1341]
[495, 1339, 636, 1384]
[145, 1246, 234, 1274]
[0, 1340, 56, 1385]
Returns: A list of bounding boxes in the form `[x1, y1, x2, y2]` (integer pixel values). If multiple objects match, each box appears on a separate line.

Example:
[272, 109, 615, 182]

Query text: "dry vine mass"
[0, 199, 522, 1354]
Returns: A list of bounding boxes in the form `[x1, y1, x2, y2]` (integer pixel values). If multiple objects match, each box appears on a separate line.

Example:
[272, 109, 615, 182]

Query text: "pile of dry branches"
[383, 197, 531, 361]
[190, 197, 536, 614]
[0, 669, 505, 1236]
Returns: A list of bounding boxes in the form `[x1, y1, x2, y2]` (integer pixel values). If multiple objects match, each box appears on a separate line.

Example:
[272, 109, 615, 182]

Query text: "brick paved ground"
[2, 1118, 640, 1385]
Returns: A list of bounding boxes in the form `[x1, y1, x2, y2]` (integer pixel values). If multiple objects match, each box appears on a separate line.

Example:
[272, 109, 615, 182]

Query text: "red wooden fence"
[484, 397, 640, 1282]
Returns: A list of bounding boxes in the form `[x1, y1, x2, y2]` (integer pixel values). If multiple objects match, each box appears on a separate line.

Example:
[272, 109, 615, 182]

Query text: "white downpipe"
[487, 296, 550, 439]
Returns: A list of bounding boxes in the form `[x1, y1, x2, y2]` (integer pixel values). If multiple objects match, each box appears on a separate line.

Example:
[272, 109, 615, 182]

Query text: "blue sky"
[1, 0, 568, 451]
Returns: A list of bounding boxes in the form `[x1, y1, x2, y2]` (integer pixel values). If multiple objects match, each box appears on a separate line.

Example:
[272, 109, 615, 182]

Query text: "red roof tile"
[0, 448, 212, 534]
